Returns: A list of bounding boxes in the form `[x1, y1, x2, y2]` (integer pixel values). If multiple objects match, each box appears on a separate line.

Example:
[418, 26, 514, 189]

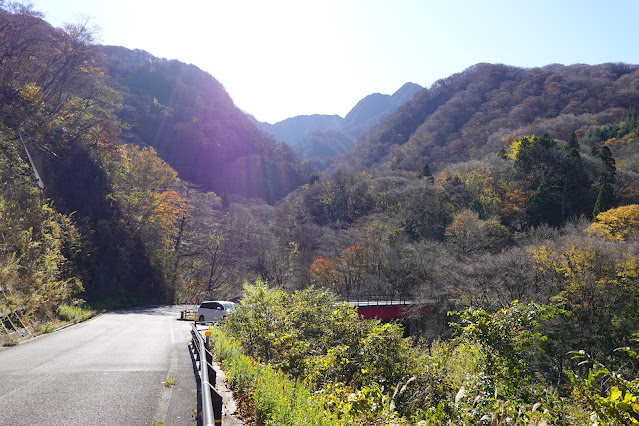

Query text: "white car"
[197, 301, 235, 323]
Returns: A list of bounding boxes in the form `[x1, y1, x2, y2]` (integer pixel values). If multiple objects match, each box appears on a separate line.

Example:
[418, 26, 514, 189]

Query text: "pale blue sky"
[33, 0, 639, 123]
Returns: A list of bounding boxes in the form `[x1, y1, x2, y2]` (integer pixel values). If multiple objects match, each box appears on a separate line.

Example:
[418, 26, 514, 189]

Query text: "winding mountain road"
[0, 306, 198, 426]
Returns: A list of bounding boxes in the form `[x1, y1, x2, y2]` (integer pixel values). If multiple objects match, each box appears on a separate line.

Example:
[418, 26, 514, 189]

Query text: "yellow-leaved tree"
[589, 204, 639, 241]
[436, 161, 506, 216]
[531, 241, 639, 360]
[101, 144, 189, 283]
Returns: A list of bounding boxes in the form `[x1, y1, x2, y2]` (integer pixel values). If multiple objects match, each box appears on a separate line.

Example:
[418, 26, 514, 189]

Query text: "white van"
[197, 301, 235, 323]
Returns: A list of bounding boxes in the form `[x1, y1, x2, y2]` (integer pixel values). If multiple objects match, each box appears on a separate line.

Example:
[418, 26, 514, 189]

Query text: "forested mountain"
[342, 82, 423, 137]
[98, 45, 308, 203]
[255, 82, 422, 170]
[292, 129, 355, 170]
[3, 2, 639, 312]
[352, 62, 639, 170]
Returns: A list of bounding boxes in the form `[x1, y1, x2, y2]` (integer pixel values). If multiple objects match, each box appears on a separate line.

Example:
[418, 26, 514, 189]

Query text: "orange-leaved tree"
[309, 256, 339, 288]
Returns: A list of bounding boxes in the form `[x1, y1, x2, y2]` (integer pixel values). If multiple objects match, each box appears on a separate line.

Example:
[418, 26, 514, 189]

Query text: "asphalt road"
[0, 306, 198, 426]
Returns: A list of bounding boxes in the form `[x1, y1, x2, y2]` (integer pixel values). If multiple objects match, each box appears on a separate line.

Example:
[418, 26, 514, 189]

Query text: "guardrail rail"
[191, 322, 223, 425]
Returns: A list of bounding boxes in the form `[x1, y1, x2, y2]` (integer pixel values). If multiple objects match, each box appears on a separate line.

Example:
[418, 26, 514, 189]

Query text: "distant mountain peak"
[252, 114, 343, 145]
[392, 82, 423, 102]
[248, 82, 423, 170]
[343, 83, 422, 133]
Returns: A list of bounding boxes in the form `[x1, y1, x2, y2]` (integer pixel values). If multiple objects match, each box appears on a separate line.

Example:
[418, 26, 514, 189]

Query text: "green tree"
[441, 302, 580, 424]
[510, 134, 590, 226]
[569, 346, 639, 425]
[533, 242, 639, 361]
[418, 163, 434, 183]
[223, 281, 415, 390]
[566, 132, 580, 158]
[597, 145, 616, 206]
[592, 185, 610, 222]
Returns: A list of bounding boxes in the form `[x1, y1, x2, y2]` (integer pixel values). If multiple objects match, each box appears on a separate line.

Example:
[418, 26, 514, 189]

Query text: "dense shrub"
[209, 326, 403, 425]
[222, 281, 414, 389]
[218, 282, 592, 424]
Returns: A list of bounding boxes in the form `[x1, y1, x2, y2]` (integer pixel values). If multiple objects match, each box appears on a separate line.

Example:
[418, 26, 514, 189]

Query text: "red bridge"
[344, 297, 450, 338]
[344, 296, 442, 318]
[359, 304, 436, 319]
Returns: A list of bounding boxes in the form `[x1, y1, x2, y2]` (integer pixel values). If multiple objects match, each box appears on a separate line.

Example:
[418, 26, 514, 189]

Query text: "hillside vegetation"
[98, 45, 308, 203]
[352, 63, 639, 171]
[204, 64, 639, 426]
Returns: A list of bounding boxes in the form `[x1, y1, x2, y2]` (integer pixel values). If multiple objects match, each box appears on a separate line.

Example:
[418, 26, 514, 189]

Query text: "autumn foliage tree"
[308, 256, 339, 288]
[531, 240, 639, 361]
[445, 209, 485, 254]
[0, 3, 116, 320]
[589, 204, 639, 241]
[0, 189, 83, 322]
[98, 144, 188, 295]
[500, 188, 528, 228]
[307, 241, 374, 298]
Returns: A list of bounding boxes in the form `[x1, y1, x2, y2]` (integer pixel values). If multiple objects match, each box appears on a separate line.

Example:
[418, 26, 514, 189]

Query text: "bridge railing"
[340, 294, 413, 306]
[339, 294, 456, 306]
[190, 322, 223, 425]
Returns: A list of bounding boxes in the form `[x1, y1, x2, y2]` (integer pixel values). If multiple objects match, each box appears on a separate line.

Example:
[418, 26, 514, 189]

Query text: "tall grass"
[209, 327, 340, 426]
[57, 303, 95, 323]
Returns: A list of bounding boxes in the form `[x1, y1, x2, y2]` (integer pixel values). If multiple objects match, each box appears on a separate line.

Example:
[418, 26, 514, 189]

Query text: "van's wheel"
[198, 315, 205, 322]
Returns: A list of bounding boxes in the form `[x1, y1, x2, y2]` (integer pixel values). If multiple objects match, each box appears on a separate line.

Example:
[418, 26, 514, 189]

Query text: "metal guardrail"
[191, 322, 223, 425]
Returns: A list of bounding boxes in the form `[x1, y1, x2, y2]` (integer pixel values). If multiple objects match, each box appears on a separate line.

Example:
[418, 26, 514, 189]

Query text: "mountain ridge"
[98, 44, 309, 203]
[252, 82, 423, 170]
[350, 62, 639, 171]
[253, 82, 422, 146]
